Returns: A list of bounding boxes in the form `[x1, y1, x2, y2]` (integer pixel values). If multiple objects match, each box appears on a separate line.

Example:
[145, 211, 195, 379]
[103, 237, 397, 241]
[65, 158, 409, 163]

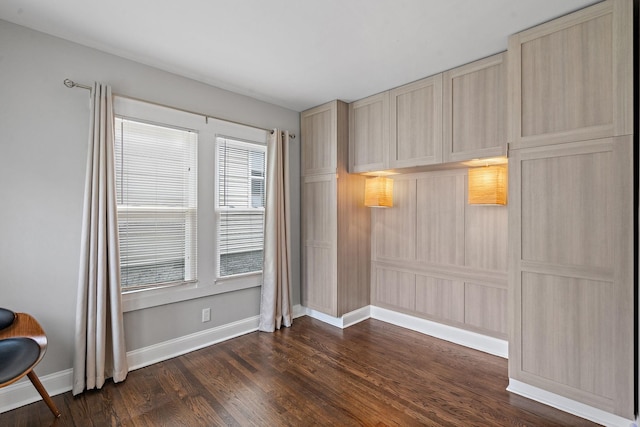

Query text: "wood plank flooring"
[1, 317, 599, 426]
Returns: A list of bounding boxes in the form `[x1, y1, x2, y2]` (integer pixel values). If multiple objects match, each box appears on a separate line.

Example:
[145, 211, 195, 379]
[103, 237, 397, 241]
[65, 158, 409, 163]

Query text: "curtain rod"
[63, 79, 296, 139]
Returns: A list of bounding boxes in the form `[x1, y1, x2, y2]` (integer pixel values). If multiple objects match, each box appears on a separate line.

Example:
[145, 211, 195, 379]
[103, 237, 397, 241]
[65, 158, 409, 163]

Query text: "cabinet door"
[508, 0, 632, 148]
[301, 102, 337, 176]
[508, 136, 634, 418]
[349, 92, 389, 173]
[301, 174, 337, 316]
[389, 74, 443, 168]
[443, 53, 506, 162]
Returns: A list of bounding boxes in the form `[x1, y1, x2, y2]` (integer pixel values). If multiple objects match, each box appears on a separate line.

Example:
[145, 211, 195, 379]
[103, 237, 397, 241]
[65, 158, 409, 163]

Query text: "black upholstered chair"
[0, 308, 61, 417]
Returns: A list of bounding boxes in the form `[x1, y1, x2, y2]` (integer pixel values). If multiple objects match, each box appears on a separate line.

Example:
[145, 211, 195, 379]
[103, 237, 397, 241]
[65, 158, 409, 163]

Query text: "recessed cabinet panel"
[375, 268, 416, 311]
[444, 53, 506, 162]
[303, 178, 334, 244]
[521, 15, 612, 138]
[415, 275, 464, 324]
[390, 75, 442, 168]
[520, 151, 612, 269]
[304, 246, 335, 315]
[301, 103, 336, 175]
[464, 283, 507, 336]
[465, 202, 508, 272]
[521, 272, 615, 401]
[416, 174, 464, 265]
[349, 92, 389, 173]
[373, 179, 416, 261]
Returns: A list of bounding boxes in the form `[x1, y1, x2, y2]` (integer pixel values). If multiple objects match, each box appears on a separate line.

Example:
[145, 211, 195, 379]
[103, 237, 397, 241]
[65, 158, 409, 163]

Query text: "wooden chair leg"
[27, 371, 61, 418]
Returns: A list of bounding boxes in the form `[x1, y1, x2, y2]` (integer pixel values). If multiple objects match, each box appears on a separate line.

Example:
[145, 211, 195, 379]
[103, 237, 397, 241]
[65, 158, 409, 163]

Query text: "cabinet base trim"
[370, 306, 508, 358]
[507, 379, 634, 427]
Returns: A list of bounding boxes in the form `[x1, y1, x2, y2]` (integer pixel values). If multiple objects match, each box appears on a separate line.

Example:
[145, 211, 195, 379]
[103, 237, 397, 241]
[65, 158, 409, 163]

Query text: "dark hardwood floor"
[1, 317, 598, 426]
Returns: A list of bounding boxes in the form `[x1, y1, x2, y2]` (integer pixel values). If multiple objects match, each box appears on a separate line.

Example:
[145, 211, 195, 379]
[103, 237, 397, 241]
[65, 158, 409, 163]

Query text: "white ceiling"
[0, 0, 599, 112]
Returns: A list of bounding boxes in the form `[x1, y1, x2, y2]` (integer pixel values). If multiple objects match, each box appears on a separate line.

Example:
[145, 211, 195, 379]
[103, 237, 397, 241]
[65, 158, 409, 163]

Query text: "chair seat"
[0, 338, 40, 384]
[0, 308, 15, 331]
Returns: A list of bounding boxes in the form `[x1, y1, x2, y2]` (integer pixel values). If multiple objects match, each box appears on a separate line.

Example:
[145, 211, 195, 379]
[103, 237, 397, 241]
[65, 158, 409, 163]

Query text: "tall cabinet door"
[508, 0, 633, 148]
[389, 74, 443, 168]
[508, 136, 634, 418]
[302, 174, 338, 316]
[443, 52, 506, 162]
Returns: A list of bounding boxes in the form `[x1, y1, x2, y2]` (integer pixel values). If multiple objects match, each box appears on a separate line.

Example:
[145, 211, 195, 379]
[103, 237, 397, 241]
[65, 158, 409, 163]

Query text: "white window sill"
[121, 274, 262, 312]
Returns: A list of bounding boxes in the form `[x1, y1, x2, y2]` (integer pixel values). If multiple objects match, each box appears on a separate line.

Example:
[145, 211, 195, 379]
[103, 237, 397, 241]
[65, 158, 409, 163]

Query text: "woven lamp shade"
[468, 165, 507, 205]
[364, 176, 393, 208]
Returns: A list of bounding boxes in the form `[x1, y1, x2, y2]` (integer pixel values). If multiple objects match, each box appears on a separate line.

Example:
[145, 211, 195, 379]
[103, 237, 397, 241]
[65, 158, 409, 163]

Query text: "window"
[113, 96, 268, 310]
[114, 118, 198, 291]
[216, 137, 266, 277]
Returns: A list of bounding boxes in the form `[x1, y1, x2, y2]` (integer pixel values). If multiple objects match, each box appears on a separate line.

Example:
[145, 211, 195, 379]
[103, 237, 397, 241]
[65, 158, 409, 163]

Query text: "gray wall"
[0, 19, 301, 376]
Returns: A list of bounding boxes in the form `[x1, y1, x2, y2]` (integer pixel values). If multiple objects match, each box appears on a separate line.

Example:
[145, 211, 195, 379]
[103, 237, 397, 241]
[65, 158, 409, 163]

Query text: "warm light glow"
[461, 156, 508, 167]
[365, 176, 393, 208]
[468, 165, 507, 205]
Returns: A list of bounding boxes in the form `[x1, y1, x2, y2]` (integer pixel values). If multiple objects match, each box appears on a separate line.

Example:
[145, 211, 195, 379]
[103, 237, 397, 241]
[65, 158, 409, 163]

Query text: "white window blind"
[217, 137, 266, 277]
[115, 118, 198, 290]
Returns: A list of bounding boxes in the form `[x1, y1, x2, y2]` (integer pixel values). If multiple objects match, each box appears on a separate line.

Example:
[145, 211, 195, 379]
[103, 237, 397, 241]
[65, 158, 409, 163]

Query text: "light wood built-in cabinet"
[301, 103, 336, 175]
[507, 0, 634, 418]
[389, 74, 443, 168]
[372, 170, 508, 338]
[443, 52, 507, 162]
[350, 53, 507, 173]
[304, 0, 635, 421]
[301, 100, 371, 318]
[349, 92, 389, 173]
[507, 0, 633, 148]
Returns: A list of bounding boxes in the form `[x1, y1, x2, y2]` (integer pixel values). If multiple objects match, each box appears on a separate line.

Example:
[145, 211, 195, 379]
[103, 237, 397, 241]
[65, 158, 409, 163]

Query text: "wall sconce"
[468, 165, 507, 205]
[365, 176, 393, 208]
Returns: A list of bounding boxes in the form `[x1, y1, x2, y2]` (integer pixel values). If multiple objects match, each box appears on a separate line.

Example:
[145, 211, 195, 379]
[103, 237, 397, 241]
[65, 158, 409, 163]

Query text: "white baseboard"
[342, 306, 372, 327]
[292, 304, 306, 319]
[302, 305, 371, 329]
[300, 304, 508, 358]
[0, 368, 73, 414]
[370, 306, 508, 358]
[507, 379, 635, 427]
[126, 314, 260, 371]
[0, 313, 264, 414]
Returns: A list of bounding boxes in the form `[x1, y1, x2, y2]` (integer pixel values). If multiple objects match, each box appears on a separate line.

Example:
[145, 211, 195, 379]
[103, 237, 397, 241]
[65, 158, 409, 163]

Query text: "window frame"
[214, 136, 267, 280]
[113, 97, 269, 313]
[114, 116, 199, 292]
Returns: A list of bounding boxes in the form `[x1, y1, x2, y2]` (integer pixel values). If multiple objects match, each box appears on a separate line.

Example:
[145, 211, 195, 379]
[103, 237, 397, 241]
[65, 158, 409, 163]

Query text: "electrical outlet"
[201, 308, 211, 323]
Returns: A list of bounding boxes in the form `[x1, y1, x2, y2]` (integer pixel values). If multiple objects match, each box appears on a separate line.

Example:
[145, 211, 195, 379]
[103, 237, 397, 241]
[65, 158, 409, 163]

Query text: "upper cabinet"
[443, 53, 507, 162]
[349, 92, 389, 173]
[389, 74, 443, 168]
[507, 0, 633, 148]
[350, 53, 508, 173]
[301, 102, 338, 176]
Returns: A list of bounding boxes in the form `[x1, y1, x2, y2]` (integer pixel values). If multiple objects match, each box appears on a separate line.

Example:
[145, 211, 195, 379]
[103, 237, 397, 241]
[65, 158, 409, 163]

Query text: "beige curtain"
[258, 130, 293, 332]
[73, 82, 128, 395]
